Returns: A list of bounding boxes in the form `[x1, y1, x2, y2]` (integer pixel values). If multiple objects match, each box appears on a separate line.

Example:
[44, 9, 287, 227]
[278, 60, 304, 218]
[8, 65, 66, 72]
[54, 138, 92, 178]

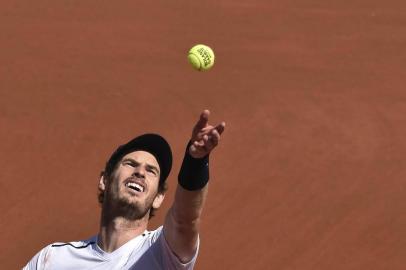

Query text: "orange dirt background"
[1, 1, 405, 269]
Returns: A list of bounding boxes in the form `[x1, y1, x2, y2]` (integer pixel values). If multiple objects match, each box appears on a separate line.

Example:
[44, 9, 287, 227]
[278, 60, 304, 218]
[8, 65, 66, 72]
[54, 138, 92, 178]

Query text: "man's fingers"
[210, 129, 220, 146]
[203, 134, 214, 150]
[196, 123, 224, 146]
[195, 110, 210, 130]
[189, 141, 201, 153]
[197, 122, 225, 138]
[215, 122, 226, 135]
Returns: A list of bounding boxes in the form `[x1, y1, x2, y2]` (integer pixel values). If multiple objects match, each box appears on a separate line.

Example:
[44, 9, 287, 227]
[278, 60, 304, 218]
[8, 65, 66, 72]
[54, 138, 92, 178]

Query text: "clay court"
[1, 1, 405, 269]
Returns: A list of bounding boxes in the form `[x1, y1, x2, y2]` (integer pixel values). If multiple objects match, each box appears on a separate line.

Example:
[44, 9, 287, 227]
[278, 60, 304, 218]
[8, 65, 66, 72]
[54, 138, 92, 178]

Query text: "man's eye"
[124, 162, 135, 167]
[147, 169, 157, 175]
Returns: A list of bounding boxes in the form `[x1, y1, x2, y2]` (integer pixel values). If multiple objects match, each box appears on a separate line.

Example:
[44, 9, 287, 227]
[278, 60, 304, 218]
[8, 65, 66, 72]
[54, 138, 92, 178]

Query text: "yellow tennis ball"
[187, 44, 215, 71]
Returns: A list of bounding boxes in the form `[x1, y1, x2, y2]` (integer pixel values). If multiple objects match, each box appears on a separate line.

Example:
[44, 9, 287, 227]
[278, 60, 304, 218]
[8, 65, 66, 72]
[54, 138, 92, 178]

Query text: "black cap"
[105, 134, 172, 184]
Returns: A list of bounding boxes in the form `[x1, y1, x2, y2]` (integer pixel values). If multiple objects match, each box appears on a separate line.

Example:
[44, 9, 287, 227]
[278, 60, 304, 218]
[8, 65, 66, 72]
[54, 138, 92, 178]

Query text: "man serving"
[24, 109, 226, 269]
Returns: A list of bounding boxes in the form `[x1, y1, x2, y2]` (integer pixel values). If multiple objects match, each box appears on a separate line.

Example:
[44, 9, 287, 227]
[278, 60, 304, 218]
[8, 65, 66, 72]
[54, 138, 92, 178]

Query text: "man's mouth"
[125, 182, 145, 193]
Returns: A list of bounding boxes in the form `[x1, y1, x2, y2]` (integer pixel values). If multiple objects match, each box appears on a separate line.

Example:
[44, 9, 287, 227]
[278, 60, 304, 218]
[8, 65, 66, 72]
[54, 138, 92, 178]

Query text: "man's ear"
[99, 173, 107, 192]
[152, 193, 165, 209]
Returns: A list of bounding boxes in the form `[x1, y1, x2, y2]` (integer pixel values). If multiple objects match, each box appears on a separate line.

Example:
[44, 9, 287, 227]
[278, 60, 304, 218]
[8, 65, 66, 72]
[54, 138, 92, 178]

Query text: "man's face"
[101, 150, 164, 220]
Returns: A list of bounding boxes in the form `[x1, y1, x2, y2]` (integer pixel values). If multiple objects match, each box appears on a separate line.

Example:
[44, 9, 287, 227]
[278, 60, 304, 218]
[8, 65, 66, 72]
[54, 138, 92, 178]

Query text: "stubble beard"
[103, 186, 153, 221]
[114, 194, 152, 221]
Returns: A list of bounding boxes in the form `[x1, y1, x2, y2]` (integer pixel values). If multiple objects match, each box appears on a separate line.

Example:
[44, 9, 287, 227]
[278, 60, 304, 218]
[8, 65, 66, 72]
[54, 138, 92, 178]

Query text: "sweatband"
[178, 141, 209, 191]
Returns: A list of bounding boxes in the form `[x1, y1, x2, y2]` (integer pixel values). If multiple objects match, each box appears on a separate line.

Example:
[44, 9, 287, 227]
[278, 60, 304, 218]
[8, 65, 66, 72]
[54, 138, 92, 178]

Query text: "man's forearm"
[163, 185, 208, 263]
[171, 184, 208, 226]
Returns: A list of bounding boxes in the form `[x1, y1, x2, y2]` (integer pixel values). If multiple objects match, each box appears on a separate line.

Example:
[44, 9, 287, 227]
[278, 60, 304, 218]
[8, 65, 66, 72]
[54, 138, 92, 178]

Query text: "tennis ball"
[188, 44, 215, 71]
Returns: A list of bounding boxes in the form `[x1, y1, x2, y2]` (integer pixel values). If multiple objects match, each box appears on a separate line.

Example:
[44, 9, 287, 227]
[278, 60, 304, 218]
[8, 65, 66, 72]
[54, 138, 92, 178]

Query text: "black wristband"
[178, 141, 209, 191]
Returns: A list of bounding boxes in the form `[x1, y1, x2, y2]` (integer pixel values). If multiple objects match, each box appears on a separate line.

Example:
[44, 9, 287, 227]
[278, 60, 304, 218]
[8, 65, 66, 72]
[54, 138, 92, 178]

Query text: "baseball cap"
[105, 133, 172, 184]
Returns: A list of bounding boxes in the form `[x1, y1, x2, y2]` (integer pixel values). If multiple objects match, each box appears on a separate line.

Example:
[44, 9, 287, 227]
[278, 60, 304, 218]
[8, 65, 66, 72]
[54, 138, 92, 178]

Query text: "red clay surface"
[1, 1, 405, 269]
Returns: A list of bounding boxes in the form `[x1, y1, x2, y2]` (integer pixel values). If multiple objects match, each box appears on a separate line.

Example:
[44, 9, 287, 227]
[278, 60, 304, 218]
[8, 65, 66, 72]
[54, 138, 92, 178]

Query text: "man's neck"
[98, 215, 149, 253]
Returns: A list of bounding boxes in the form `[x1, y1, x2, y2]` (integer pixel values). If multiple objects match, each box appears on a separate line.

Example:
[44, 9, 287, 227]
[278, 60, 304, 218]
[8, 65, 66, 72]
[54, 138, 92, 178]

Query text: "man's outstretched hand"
[189, 110, 226, 159]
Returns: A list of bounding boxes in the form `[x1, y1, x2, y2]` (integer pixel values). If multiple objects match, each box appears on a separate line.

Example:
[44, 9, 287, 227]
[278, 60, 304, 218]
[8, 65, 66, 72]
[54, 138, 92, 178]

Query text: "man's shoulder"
[23, 236, 98, 270]
[145, 226, 163, 239]
[49, 236, 97, 250]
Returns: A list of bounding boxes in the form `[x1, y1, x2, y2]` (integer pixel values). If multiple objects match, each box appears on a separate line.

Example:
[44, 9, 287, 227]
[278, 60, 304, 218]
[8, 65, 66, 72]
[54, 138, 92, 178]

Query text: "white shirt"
[23, 226, 198, 270]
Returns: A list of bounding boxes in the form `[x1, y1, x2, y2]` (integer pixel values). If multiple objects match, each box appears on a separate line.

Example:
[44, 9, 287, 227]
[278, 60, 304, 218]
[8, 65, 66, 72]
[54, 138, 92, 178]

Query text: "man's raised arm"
[164, 110, 226, 263]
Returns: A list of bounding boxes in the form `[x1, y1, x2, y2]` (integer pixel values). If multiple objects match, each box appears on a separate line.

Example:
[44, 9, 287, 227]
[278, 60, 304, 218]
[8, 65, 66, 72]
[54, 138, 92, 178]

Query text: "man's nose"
[132, 166, 146, 178]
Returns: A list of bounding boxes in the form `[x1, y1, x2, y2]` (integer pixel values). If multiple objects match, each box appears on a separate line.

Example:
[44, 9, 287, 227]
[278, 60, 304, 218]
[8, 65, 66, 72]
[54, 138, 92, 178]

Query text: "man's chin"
[117, 197, 138, 210]
[115, 198, 150, 220]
